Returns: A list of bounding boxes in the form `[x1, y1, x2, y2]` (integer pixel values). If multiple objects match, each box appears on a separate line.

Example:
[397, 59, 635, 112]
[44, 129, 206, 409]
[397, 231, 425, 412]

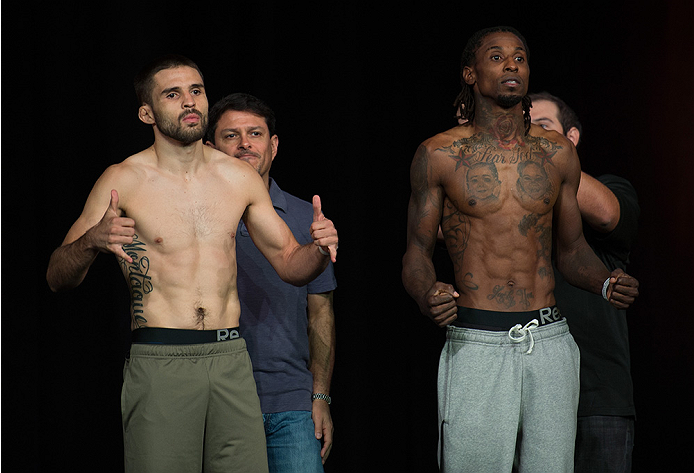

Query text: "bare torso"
[112, 146, 254, 330]
[428, 123, 571, 311]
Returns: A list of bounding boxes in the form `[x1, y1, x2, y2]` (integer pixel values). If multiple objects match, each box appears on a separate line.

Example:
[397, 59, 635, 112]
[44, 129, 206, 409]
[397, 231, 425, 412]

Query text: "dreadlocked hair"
[522, 95, 532, 134]
[453, 26, 532, 134]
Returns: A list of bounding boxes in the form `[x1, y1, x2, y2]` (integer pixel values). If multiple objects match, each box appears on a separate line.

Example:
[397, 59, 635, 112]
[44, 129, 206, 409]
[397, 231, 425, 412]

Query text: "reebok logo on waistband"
[539, 307, 562, 326]
[216, 329, 240, 341]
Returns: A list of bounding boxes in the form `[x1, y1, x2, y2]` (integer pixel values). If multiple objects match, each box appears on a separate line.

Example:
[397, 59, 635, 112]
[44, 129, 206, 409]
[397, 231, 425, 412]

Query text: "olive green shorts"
[121, 337, 268, 473]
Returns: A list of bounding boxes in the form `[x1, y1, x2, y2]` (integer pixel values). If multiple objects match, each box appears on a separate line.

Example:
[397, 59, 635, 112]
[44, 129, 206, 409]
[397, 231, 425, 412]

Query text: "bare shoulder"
[422, 124, 473, 154]
[205, 146, 268, 204]
[86, 149, 152, 200]
[207, 146, 261, 182]
[528, 124, 577, 161]
[413, 125, 473, 173]
[527, 124, 580, 179]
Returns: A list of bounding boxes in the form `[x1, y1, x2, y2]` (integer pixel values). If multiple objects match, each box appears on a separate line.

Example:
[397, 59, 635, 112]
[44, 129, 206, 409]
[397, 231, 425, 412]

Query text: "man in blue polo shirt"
[206, 93, 337, 473]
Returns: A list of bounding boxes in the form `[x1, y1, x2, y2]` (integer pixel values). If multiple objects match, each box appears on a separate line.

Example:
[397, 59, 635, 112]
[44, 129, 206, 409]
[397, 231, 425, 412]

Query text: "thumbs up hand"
[311, 195, 338, 263]
[92, 189, 136, 262]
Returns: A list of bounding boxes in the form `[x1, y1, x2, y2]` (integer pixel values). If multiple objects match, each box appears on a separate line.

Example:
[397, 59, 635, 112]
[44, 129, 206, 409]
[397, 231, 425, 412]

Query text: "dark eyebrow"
[220, 125, 265, 134]
[161, 83, 205, 96]
[486, 45, 526, 53]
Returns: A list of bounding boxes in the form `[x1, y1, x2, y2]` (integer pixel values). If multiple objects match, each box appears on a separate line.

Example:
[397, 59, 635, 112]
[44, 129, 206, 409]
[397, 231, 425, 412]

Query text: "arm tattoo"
[410, 145, 441, 248]
[119, 234, 153, 328]
[411, 145, 430, 198]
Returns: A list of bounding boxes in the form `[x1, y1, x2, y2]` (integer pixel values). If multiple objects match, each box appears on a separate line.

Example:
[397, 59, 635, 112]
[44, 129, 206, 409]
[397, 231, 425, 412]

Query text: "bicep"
[406, 145, 443, 256]
[576, 172, 620, 232]
[243, 181, 299, 263]
[61, 167, 122, 245]
[553, 149, 585, 252]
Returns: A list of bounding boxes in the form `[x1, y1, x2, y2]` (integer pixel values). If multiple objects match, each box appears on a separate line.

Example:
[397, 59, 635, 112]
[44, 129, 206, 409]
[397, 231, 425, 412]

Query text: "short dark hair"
[453, 26, 532, 133]
[206, 93, 277, 144]
[133, 54, 204, 107]
[528, 91, 583, 146]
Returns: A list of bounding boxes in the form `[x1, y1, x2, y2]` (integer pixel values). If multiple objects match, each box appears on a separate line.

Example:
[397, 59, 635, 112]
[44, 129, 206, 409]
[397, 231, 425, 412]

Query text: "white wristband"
[318, 246, 330, 256]
[601, 277, 611, 301]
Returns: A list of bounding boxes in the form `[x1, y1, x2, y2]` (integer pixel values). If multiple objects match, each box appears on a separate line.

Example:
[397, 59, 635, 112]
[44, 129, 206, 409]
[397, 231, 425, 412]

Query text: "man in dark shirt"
[530, 91, 639, 472]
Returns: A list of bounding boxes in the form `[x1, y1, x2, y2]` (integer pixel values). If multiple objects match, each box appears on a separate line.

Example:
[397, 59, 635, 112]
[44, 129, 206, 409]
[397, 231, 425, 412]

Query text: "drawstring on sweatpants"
[508, 319, 540, 354]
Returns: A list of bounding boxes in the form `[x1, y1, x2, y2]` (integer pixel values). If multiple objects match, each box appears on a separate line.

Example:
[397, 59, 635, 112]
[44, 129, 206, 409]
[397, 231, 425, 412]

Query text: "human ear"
[566, 127, 580, 147]
[462, 66, 476, 85]
[138, 105, 155, 125]
[271, 135, 279, 162]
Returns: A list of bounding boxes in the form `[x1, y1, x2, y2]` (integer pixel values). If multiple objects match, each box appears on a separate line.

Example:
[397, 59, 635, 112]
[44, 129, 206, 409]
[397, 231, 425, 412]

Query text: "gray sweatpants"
[438, 319, 580, 472]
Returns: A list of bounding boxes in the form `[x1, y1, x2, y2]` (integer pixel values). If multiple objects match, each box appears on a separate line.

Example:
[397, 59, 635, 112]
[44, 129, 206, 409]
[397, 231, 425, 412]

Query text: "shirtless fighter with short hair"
[47, 54, 338, 473]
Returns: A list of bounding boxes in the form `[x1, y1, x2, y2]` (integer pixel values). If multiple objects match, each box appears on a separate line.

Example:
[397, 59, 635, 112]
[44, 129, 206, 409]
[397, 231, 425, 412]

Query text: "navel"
[468, 199, 477, 207]
[195, 307, 207, 328]
[507, 280, 515, 287]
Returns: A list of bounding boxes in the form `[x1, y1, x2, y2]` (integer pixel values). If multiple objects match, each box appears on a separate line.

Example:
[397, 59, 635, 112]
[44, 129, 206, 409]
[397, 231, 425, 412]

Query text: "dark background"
[4, 1, 693, 471]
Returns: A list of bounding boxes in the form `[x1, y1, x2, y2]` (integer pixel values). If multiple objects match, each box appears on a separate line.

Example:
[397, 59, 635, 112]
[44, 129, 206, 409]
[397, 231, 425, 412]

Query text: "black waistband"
[131, 327, 240, 344]
[450, 306, 562, 331]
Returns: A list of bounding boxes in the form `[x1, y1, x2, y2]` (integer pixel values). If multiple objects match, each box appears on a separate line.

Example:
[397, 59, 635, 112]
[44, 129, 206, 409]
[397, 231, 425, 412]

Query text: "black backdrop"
[4, 1, 694, 471]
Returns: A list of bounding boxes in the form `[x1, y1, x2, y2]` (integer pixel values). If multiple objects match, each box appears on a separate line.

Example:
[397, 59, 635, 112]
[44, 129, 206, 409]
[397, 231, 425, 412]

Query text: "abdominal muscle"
[446, 212, 556, 312]
[122, 241, 241, 331]
[453, 252, 556, 312]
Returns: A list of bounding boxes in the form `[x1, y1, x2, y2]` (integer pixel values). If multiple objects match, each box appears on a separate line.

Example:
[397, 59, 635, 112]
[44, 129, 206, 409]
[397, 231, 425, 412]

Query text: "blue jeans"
[575, 415, 635, 472]
[263, 411, 323, 473]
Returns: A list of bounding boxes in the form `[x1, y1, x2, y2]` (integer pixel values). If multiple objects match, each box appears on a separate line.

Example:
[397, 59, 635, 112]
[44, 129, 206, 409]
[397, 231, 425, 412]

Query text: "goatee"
[498, 94, 523, 108]
[154, 109, 208, 145]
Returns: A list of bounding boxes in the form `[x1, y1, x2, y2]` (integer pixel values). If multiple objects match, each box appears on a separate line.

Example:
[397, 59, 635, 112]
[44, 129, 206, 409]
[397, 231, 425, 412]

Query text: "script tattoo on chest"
[120, 234, 153, 328]
[438, 133, 561, 171]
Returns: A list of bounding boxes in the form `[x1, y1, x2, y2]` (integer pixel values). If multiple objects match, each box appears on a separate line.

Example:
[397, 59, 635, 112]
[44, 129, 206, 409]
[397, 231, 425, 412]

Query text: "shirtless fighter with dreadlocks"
[402, 26, 639, 472]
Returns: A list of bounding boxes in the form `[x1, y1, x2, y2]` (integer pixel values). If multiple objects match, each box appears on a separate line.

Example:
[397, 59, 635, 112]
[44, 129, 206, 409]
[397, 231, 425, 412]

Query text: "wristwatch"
[311, 393, 331, 405]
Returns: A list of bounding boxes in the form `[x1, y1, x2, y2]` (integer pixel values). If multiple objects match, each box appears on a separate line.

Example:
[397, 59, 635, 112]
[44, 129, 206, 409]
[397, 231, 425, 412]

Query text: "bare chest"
[122, 177, 246, 251]
[437, 134, 563, 217]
